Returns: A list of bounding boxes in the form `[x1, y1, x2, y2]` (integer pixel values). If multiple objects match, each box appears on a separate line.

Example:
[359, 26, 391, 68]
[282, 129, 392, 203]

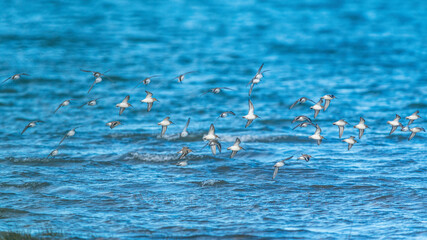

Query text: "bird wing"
[289, 100, 299, 109]
[323, 99, 331, 111]
[248, 99, 255, 115]
[245, 120, 253, 128]
[230, 151, 237, 159]
[284, 156, 293, 161]
[59, 134, 67, 145]
[21, 125, 30, 135]
[87, 80, 96, 93]
[78, 102, 88, 108]
[408, 132, 416, 141]
[161, 126, 167, 137]
[348, 143, 353, 150]
[208, 124, 215, 135]
[338, 126, 344, 138]
[234, 138, 241, 146]
[314, 110, 320, 119]
[292, 123, 302, 130]
[119, 107, 125, 115]
[145, 91, 153, 98]
[183, 118, 190, 132]
[2, 76, 11, 84]
[123, 95, 130, 103]
[317, 139, 322, 145]
[227, 111, 236, 115]
[257, 63, 264, 74]
[248, 83, 255, 96]
[272, 167, 279, 180]
[210, 144, 217, 155]
[390, 126, 397, 135]
[315, 125, 321, 135]
[80, 69, 93, 73]
[147, 102, 153, 112]
[359, 129, 364, 139]
[54, 103, 63, 113]
[360, 117, 365, 124]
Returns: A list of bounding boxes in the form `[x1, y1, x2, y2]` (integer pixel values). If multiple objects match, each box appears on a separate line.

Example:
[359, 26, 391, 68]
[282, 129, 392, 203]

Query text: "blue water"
[0, 0, 426, 239]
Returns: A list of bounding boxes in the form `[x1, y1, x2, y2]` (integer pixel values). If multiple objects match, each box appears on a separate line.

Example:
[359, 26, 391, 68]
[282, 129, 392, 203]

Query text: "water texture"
[0, 0, 426, 239]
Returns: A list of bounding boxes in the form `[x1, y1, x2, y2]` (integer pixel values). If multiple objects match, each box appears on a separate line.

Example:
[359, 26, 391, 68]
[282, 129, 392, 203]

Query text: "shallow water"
[0, 0, 426, 239]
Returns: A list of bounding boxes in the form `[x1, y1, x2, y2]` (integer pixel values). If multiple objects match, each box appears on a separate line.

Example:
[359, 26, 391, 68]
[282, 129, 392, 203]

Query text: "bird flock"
[2, 64, 425, 180]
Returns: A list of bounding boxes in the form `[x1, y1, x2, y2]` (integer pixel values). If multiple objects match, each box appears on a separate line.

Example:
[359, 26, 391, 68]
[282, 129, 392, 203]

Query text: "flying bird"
[158, 117, 173, 137]
[140, 91, 159, 112]
[387, 114, 403, 135]
[201, 87, 235, 96]
[309, 124, 325, 145]
[227, 137, 244, 158]
[247, 63, 269, 96]
[180, 118, 191, 138]
[79, 98, 101, 108]
[310, 99, 324, 119]
[405, 111, 421, 125]
[106, 121, 121, 129]
[116, 95, 132, 115]
[134, 75, 160, 88]
[292, 121, 315, 130]
[243, 99, 260, 128]
[354, 117, 369, 139]
[342, 136, 357, 150]
[21, 120, 44, 135]
[173, 71, 197, 83]
[297, 154, 312, 162]
[2, 73, 30, 84]
[408, 127, 425, 141]
[203, 124, 219, 141]
[333, 119, 349, 138]
[321, 95, 337, 111]
[289, 97, 316, 109]
[59, 127, 79, 145]
[272, 156, 293, 180]
[54, 99, 74, 113]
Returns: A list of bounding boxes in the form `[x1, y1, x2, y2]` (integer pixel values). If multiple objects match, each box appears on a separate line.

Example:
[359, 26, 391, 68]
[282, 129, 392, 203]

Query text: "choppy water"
[0, 0, 426, 239]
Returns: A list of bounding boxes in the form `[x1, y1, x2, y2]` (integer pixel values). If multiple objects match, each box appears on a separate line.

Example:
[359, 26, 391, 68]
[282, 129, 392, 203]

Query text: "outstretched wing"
[161, 126, 167, 137]
[145, 91, 153, 98]
[408, 132, 416, 141]
[208, 124, 215, 135]
[183, 118, 190, 132]
[54, 103, 62, 113]
[358, 129, 364, 139]
[257, 63, 264, 74]
[245, 120, 253, 128]
[338, 126, 344, 138]
[234, 138, 241, 146]
[323, 99, 331, 111]
[123, 95, 130, 103]
[248, 99, 255, 115]
[248, 83, 254, 96]
[87, 80, 96, 93]
[272, 167, 279, 180]
[314, 125, 321, 135]
[119, 107, 125, 115]
[21, 125, 30, 135]
[147, 102, 153, 112]
[289, 100, 299, 109]
[230, 151, 237, 159]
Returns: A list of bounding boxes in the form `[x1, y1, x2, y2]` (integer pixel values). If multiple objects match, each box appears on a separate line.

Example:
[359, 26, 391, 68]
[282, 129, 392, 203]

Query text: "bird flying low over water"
[289, 97, 316, 109]
[243, 99, 260, 128]
[227, 137, 244, 158]
[321, 95, 337, 111]
[309, 124, 325, 145]
[272, 156, 293, 180]
[297, 154, 312, 162]
[140, 91, 159, 112]
[203, 124, 219, 141]
[177, 147, 192, 161]
[387, 114, 403, 135]
[21, 120, 44, 135]
[247, 63, 269, 96]
[2, 73, 30, 84]
[215, 111, 235, 123]
[406, 111, 421, 125]
[180, 118, 191, 138]
[173, 71, 197, 83]
[134, 75, 160, 88]
[158, 117, 173, 137]
[333, 119, 349, 138]
[201, 87, 234, 96]
[292, 115, 313, 123]
[106, 121, 121, 129]
[81, 69, 112, 93]
[343, 136, 357, 150]
[310, 99, 324, 119]
[116, 95, 132, 115]
[408, 127, 425, 141]
[293, 121, 315, 130]
[59, 127, 79, 145]
[354, 117, 369, 139]
[47, 149, 58, 159]
[54, 99, 74, 113]
[79, 98, 101, 108]
[202, 139, 221, 156]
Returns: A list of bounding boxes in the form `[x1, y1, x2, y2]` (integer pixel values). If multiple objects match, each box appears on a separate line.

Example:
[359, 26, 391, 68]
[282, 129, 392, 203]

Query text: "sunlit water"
[0, 0, 426, 239]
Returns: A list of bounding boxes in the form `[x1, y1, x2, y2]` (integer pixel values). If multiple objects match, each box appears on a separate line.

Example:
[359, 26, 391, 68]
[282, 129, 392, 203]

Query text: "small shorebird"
[21, 120, 44, 135]
[54, 99, 74, 113]
[116, 95, 132, 115]
[176, 160, 188, 166]
[203, 124, 219, 141]
[310, 99, 324, 119]
[2, 73, 30, 84]
[247, 63, 269, 96]
[309, 124, 325, 145]
[227, 137, 244, 158]
[292, 115, 313, 123]
[297, 154, 312, 162]
[177, 147, 192, 160]
[79, 98, 101, 108]
[201, 87, 234, 95]
[180, 118, 191, 137]
[408, 127, 425, 141]
[293, 122, 315, 130]
[173, 71, 197, 83]
[80, 69, 111, 79]
[272, 156, 293, 180]
[158, 117, 173, 137]
[400, 125, 410, 132]
[333, 119, 349, 138]
[202, 139, 221, 155]
[243, 99, 260, 128]
[406, 111, 421, 125]
[342, 136, 357, 150]
[140, 91, 159, 112]
[387, 114, 403, 135]
[321, 95, 337, 111]
[47, 149, 58, 159]
[59, 127, 79, 145]
[354, 117, 369, 139]
[106, 121, 121, 129]
[289, 97, 316, 109]
[215, 111, 236, 123]
[134, 75, 160, 88]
